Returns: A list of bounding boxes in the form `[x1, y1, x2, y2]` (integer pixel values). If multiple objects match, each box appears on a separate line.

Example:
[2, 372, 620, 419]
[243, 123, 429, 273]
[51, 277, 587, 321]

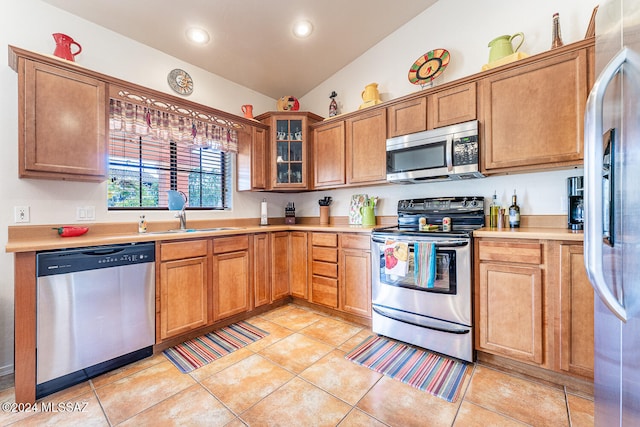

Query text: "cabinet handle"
[584, 47, 628, 322]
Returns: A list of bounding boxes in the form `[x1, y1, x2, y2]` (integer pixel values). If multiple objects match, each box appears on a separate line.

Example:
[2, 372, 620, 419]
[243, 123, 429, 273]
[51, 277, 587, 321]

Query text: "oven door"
[371, 233, 472, 326]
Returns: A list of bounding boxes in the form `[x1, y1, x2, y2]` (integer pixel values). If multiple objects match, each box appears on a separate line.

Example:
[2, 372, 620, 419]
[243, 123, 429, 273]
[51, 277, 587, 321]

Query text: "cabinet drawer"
[311, 275, 338, 308]
[478, 240, 542, 264]
[341, 234, 370, 250]
[213, 235, 249, 254]
[312, 232, 338, 247]
[313, 246, 337, 263]
[160, 239, 208, 261]
[312, 260, 338, 278]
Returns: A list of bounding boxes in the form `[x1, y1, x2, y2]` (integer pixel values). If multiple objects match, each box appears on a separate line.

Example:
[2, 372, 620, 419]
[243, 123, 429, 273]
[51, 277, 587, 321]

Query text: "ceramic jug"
[361, 83, 381, 103]
[52, 33, 82, 62]
[487, 33, 524, 63]
[167, 190, 187, 210]
[360, 205, 376, 226]
[241, 104, 253, 119]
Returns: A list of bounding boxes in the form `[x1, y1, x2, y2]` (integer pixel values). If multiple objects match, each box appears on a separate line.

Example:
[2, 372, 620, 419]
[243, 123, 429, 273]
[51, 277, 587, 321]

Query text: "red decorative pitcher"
[52, 33, 82, 61]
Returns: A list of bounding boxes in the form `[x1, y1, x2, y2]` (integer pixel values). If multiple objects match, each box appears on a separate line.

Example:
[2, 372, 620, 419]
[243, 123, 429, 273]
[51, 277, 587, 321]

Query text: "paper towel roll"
[260, 199, 268, 225]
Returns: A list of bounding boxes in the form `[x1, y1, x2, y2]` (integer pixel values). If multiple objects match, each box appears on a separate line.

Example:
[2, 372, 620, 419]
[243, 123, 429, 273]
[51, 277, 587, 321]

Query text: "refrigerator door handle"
[584, 47, 628, 322]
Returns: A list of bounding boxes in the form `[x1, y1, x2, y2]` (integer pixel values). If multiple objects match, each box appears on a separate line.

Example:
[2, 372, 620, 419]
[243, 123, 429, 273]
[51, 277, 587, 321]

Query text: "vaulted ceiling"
[42, 0, 438, 98]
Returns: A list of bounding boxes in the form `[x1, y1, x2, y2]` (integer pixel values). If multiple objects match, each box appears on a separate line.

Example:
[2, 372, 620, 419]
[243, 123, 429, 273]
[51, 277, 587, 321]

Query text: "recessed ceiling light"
[185, 27, 210, 45]
[292, 20, 313, 38]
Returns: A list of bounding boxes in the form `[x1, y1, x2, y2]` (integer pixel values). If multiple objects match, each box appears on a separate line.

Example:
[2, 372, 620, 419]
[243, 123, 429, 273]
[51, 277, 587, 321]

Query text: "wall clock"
[167, 69, 194, 95]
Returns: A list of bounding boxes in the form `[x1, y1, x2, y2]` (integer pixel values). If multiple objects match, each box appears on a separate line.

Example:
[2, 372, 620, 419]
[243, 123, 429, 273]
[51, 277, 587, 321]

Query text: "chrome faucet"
[175, 207, 187, 230]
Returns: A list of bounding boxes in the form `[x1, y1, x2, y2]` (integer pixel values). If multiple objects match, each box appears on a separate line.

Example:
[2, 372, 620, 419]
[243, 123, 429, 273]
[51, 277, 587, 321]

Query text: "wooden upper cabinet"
[480, 48, 589, 173]
[346, 108, 387, 185]
[255, 111, 322, 190]
[313, 120, 345, 188]
[428, 82, 476, 129]
[237, 125, 269, 191]
[18, 59, 107, 181]
[387, 96, 427, 138]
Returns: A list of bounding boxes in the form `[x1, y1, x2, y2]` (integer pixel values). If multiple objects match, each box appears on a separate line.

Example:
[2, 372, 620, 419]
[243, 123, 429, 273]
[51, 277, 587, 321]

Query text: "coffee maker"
[567, 176, 584, 230]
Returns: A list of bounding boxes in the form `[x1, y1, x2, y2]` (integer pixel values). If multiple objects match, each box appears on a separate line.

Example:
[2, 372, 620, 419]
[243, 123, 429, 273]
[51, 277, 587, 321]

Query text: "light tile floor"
[0, 304, 594, 426]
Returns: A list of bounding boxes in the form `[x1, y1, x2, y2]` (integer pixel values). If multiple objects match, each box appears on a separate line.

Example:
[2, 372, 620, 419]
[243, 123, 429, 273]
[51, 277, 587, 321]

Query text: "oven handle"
[371, 236, 469, 247]
[372, 306, 470, 335]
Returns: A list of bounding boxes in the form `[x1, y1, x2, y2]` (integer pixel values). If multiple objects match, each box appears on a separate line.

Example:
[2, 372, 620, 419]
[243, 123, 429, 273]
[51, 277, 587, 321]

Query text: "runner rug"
[344, 335, 471, 402]
[163, 321, 268, 373]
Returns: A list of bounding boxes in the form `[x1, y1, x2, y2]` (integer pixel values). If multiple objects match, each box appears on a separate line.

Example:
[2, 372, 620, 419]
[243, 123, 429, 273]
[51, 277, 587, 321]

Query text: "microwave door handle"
[584, 47, 627, 322]
[446, 136, 453, 172]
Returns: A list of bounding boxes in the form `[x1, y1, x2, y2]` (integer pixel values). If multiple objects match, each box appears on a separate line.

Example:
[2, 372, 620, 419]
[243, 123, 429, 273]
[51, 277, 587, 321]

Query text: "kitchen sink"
[147, 227, 244, 234]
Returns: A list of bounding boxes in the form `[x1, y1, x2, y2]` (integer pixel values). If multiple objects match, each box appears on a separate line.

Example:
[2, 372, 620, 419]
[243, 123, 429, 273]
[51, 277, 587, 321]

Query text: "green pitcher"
[488, 32, 524, 63]
[360, 205, 376, 226]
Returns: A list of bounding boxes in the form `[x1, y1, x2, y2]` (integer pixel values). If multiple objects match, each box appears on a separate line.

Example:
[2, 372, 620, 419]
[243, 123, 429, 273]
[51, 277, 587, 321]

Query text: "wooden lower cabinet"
[253, 233, 271, 307]
[310, 232, 339, 308]
[475, 238, 594, 381]
[339, 234, 371, 317]
[290, 231, 309, 299]
[158, 240, 210, 341]
[270, 232, 291, 301]
[212, 235, 250, 321]
[558, 243, 594, 379]
[478, 262, 544, 364]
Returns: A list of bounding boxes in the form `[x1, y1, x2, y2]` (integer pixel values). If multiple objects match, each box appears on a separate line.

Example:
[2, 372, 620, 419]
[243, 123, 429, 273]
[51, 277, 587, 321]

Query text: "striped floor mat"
[163, 321, 268, 373]
[345, 335, 471, 402]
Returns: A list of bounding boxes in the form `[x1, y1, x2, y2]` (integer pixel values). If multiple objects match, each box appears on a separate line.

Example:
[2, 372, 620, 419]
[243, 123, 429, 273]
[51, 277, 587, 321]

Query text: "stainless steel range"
[371, 196, 484, 362]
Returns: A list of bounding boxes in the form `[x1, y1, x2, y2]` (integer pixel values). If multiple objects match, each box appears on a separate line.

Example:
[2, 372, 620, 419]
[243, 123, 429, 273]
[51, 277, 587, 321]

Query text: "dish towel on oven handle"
[414, 242, 436, 288]
[383, 241, 409, 276]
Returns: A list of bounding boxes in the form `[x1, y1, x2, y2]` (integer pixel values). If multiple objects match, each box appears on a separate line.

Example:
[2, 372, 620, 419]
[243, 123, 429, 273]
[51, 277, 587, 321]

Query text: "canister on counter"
[442, 216, 451, 232]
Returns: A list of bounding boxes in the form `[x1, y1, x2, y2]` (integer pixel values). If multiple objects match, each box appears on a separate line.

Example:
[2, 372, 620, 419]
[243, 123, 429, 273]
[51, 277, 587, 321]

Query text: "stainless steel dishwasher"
[36, 242, 155, 398]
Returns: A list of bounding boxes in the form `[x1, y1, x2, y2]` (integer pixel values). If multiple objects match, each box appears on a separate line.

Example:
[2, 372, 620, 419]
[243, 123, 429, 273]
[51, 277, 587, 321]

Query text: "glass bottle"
[509, 190, 521, 228]
[551, 13, 564, 49]
[489, 191, 500, 228]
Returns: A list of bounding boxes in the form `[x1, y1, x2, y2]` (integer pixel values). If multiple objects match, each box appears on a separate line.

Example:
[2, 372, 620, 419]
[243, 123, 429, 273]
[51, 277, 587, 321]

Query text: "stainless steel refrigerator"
[584, 0, 640, 425]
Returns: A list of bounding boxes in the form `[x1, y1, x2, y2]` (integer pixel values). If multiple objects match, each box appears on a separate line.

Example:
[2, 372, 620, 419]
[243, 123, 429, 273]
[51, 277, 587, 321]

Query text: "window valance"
[108, 92, 239, 153]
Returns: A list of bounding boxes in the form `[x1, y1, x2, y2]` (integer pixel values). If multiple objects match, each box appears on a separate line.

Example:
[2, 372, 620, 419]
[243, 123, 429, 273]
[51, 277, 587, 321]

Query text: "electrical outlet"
[14, 206, 30, 223]
[77, 206, 96, 221]
[85, 206, 95, 220]
[76, 207, 86, 220]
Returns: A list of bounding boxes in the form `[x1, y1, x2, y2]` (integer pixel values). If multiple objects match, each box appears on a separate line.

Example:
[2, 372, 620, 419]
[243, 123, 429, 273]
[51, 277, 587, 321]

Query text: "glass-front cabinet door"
[275, 119, 304, 186]
[255, 111, 322, 190]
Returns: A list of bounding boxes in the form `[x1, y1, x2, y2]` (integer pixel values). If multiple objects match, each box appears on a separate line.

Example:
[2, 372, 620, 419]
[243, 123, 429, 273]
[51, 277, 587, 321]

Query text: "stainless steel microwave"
[386, 120, 483, 184]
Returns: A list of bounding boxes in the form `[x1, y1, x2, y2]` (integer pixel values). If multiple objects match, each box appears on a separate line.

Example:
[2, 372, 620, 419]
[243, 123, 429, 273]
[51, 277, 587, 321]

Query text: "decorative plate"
[167, 69, 194, 95]
[408, 49, 450, 86]
[277, 96, 300, 111]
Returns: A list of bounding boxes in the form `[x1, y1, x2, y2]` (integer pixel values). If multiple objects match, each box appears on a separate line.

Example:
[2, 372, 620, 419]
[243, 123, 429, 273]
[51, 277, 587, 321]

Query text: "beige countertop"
[473, 226, 583, 241]
[6, 217, 584, 253]
[5, 221, 375, 253]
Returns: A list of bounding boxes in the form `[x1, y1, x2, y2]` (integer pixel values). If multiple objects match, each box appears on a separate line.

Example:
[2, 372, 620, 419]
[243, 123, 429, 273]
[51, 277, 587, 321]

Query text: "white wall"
[295, 0, 598, 220]
[0, 0, 598, 374]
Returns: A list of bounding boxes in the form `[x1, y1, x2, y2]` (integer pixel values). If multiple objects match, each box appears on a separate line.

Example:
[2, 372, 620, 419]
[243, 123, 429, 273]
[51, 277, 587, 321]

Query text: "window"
[108, 99, 236, 210]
